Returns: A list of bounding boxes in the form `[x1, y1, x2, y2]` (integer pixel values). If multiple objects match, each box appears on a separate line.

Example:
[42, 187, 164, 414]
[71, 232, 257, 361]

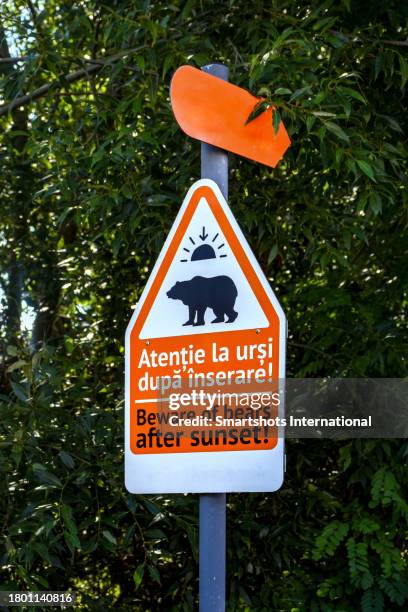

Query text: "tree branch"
[0, 46, 146, 117]
[380, 39, 408, 47]
[0, 56, 30, 64]
[330, 30, 408, 47]
[287, 341, 342, 364]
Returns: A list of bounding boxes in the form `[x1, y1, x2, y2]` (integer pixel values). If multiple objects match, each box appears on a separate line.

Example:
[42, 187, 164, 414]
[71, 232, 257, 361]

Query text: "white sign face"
[140, 196, 269, 339]
[125, 179, 286, 493]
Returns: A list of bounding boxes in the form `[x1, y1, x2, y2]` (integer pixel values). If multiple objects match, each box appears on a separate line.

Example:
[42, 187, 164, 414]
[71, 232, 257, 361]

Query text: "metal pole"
[200, 63, 229, 199]
[199, 62, 228, 612]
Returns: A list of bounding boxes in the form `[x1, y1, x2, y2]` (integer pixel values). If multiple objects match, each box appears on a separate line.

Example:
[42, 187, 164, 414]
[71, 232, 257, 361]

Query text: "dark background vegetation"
[0, 0, 407, 610]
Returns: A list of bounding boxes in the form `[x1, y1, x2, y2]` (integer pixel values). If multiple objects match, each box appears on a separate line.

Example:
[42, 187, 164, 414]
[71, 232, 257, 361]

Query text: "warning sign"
[125, 179, 286, 493]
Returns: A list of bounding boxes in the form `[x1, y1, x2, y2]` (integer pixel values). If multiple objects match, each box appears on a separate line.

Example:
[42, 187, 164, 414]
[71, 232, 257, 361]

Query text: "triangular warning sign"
[140, 194, 269, 339]
[125, 180, 286, 494]
[130, 180, 285, 341]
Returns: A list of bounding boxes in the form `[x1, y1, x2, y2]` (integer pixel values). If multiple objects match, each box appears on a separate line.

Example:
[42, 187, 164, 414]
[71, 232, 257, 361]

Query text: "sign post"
[199, 63, 228, 612]
[125, 60, 290, 611]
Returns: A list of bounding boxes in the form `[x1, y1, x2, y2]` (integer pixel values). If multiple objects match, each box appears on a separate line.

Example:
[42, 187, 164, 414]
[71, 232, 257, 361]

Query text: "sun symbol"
[180, 227, 227, 262]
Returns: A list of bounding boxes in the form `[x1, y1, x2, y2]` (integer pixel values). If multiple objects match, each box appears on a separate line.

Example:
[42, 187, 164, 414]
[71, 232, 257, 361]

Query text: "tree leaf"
[338, 86, 367, 104]
[325, 121, 349, 142]
[356, 160, 375, 181]
[133, 564, 145, 590]
[399, 53, 408, 90]
[102, 530, 117, 545]
[245, 100, 269, 125]
[10, 382, 28, 402]
[268, 244, 279, 265]
[147, 564, 161, 584]
[6, 360, 27, 373]
[33, 464, 62, 487]
[312, 111, 337, 117]
[274, 87, 292, 95]
[58, 451, 75, 469]
[272, 108, 281, 135]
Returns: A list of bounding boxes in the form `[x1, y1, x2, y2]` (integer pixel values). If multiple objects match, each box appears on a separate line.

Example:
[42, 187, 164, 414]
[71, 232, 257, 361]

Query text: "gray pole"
[200, 64, 229, 199]
[199, 62, 228, 612]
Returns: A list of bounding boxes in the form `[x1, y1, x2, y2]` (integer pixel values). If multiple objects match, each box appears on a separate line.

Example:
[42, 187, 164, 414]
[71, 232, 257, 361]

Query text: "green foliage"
[312, 521, 349, 559]
[0, 0, 407, 610]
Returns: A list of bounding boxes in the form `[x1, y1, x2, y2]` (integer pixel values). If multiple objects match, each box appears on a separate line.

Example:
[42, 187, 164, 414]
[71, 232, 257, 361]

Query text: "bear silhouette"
[167, 275, 238, 326]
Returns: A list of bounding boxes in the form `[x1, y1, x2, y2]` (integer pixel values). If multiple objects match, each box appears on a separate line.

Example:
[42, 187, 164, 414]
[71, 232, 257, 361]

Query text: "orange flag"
[170, 65, 291, 168]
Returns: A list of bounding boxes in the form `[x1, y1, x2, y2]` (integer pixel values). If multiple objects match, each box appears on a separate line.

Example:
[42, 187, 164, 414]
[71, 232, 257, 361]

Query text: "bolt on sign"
[125, 179, 286, 493]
